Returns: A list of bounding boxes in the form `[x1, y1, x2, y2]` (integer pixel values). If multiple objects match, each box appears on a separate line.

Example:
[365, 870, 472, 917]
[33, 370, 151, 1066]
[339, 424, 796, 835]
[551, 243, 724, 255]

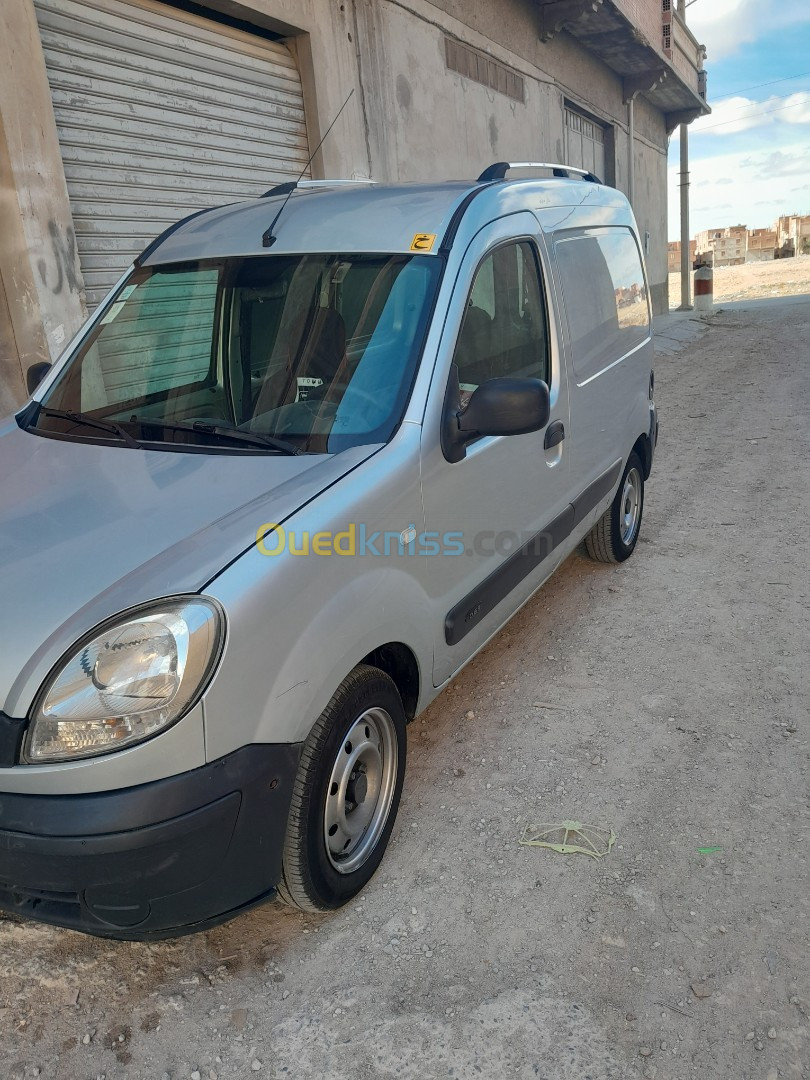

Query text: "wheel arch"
[632, 432, 653, 479]
[360, 642, 421, 720]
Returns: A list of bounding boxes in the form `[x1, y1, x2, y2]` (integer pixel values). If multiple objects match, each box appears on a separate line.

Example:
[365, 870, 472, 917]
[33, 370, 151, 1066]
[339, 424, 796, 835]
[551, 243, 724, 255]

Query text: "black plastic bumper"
[0, 743, 301, 940]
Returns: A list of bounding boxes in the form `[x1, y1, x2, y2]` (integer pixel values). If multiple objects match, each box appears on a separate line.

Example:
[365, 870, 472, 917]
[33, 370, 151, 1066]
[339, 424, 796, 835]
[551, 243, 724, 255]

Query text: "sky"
[667, 0, 810, 240]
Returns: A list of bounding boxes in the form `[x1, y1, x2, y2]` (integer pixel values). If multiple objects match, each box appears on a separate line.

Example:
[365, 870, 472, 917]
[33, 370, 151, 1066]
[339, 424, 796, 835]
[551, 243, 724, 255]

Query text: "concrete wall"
[0, 0, 675, 407]
[0, 267, 23, 417]
[361, 0, 560, 182]
[789, 218, 810, 255]
[670, 11, 702, 98]
[351, 0, 669, 310]
[746, 249, 774, 263]
[0, 0, 88, 412]
[626, 94, 668, 312]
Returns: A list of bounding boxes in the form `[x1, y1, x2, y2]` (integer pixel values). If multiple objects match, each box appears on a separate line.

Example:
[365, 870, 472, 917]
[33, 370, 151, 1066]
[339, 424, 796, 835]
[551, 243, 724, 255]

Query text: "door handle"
[544, 420, 565, 450]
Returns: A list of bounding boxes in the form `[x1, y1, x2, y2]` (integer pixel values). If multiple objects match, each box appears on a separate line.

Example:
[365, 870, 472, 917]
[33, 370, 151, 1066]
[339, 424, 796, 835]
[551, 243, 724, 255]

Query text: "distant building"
[774, 215, 810, 258]
[667, 239, 696, 273]
[746, 228, 777, 263]
[695, 225, 747, 267]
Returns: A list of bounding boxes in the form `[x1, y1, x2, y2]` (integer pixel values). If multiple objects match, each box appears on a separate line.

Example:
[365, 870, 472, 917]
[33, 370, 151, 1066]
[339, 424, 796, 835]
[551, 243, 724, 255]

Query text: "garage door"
[35, 0, 310, 309]
[564, 106, 606, 182]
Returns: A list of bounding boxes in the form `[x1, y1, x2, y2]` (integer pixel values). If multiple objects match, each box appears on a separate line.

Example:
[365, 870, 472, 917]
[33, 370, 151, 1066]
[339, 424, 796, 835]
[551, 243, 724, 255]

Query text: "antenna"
[262, 88, 356, 248]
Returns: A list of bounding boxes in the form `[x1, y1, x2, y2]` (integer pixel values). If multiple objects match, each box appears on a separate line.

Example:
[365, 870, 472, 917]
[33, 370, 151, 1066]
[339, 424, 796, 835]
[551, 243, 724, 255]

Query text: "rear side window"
[554, 228, 649, 383]
[453, 240, 549, 406]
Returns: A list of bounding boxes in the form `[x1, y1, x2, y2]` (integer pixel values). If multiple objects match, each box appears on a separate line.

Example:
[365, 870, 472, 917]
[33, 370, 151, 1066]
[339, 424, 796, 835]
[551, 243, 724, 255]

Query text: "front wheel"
[585, 452, 645, 563]
[278, 664, 406, 912]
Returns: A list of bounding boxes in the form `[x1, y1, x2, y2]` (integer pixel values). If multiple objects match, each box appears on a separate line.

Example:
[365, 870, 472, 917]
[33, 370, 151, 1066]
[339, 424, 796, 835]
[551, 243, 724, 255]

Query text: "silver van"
[0, 163, 657, 938]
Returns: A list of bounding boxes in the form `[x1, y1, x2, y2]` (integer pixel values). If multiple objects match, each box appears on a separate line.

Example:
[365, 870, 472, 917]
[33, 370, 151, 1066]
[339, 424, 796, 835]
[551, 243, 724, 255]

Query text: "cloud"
[668, 138, 810, 237]
[748, 148, 810, 179]
[686, 0, 810, 60]
[691, 95, 772, 136]
[690, 92, 810, 137]
[781, 91, 810, 124]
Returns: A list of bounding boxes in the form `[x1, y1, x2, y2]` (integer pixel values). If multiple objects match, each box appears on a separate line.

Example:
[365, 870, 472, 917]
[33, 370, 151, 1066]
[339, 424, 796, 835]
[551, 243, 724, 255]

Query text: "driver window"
[453, 240, 549, 407]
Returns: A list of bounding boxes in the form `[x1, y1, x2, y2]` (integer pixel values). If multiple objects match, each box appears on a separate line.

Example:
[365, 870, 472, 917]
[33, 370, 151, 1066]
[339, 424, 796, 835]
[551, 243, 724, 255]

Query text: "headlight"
[24, 598, 224, 763]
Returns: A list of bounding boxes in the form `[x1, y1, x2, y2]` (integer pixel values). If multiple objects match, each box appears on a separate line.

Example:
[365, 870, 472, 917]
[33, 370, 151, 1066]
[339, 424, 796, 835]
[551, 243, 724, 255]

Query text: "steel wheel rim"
[323, 707, 398, 874]
[620, 467, 642, 545]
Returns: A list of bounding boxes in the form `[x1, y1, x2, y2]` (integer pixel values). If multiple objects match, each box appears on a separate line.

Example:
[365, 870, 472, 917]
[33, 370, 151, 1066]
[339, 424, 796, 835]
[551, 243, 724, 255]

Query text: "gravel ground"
[668, 255, 810, 308]
[2, 294, 808, 1080]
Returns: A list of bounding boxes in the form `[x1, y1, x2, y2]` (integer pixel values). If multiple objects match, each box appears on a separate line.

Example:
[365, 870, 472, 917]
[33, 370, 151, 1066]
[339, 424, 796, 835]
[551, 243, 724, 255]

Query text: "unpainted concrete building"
[774, 215, 810, 258]
[695, 225, 747, 268]
[1, 0, 708, 411]
[667, 238, 695, 273]
[746, 228, 777, 263]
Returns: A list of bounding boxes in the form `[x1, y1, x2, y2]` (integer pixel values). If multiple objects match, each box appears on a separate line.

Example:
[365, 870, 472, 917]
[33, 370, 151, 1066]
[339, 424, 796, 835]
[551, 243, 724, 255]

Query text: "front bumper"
[0, 743, 301, 940]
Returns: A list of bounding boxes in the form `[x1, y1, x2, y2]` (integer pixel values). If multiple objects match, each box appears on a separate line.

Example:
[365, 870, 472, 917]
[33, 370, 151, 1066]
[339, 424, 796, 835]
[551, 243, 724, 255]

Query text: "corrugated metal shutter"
[35, 0, 310, 309]
[564, 106, 606, 181]
[92, 268, 220, 402]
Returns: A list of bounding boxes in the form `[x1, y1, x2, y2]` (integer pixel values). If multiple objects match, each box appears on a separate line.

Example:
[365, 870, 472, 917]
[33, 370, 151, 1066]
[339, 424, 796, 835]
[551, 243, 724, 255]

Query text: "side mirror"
[26, 362, 52, 396]
[458, 377, 550, 438]
[442, 371, 550, 462]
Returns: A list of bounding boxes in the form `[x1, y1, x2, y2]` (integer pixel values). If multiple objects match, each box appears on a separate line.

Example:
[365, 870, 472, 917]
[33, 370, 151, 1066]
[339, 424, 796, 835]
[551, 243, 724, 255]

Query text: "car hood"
[0, 420, 377, 715]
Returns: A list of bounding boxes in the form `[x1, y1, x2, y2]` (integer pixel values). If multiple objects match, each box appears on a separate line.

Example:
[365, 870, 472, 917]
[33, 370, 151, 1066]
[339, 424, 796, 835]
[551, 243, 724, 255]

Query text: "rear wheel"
[278, 664, 406, 912]
[585, 452, 644, 563]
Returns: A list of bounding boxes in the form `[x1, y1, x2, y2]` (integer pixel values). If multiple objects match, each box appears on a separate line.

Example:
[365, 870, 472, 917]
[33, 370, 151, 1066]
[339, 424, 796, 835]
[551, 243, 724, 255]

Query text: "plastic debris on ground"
[519, 821, 616, 858]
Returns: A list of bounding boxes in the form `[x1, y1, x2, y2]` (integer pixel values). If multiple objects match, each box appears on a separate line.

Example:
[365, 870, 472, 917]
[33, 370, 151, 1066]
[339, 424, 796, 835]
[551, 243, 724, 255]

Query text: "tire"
[585, 452, 644, 564]
[277, 664, 407, 912]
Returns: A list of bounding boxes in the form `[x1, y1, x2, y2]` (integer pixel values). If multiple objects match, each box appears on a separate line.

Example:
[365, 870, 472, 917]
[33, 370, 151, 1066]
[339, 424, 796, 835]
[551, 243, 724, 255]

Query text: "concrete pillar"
[678, 123, 692, 310]
[626, 97, 634, 208]
[0, 0, 86, 412]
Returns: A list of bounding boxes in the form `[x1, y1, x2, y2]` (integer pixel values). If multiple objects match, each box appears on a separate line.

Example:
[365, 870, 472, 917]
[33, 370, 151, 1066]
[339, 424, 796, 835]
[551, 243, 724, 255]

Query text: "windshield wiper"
[39, 408, 141, 449]
[131, 417, 304, 456]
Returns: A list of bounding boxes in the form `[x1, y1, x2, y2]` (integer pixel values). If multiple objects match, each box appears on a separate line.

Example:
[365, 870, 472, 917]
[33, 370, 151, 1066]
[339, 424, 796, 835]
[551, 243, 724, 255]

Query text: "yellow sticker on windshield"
[410, 233, 437, 252]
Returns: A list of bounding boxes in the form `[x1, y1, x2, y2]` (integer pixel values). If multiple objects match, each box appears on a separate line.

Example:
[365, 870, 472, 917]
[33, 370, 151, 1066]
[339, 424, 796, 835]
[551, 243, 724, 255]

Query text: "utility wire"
[719, 70, 810, 98]
[694, 94, 810, 132]
[704, 84, 810, 118]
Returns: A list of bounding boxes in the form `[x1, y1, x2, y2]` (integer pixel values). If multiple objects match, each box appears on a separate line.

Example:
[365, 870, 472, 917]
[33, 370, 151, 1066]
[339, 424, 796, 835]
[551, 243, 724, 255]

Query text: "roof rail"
[261, 178, 377, 198]
[477, 161, 602, 184]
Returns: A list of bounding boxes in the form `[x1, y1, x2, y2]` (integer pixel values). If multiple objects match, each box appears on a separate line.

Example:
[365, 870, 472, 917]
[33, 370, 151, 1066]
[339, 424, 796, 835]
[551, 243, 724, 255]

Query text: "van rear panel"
[549, 223, 653, 500]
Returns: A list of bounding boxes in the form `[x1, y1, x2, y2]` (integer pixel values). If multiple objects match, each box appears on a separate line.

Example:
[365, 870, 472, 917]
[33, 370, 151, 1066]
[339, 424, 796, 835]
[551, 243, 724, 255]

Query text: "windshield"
[31, 253, 441, 454]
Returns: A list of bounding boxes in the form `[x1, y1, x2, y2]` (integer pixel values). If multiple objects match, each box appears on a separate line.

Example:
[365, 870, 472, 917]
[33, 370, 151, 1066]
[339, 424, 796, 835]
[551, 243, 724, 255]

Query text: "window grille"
[444, 37, 525, 102]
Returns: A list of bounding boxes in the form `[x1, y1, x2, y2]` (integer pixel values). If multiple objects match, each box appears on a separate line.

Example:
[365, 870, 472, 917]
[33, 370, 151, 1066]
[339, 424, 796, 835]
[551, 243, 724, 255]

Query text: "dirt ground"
[2, 294, 809, 1080]
[668, 254, 810, 308]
